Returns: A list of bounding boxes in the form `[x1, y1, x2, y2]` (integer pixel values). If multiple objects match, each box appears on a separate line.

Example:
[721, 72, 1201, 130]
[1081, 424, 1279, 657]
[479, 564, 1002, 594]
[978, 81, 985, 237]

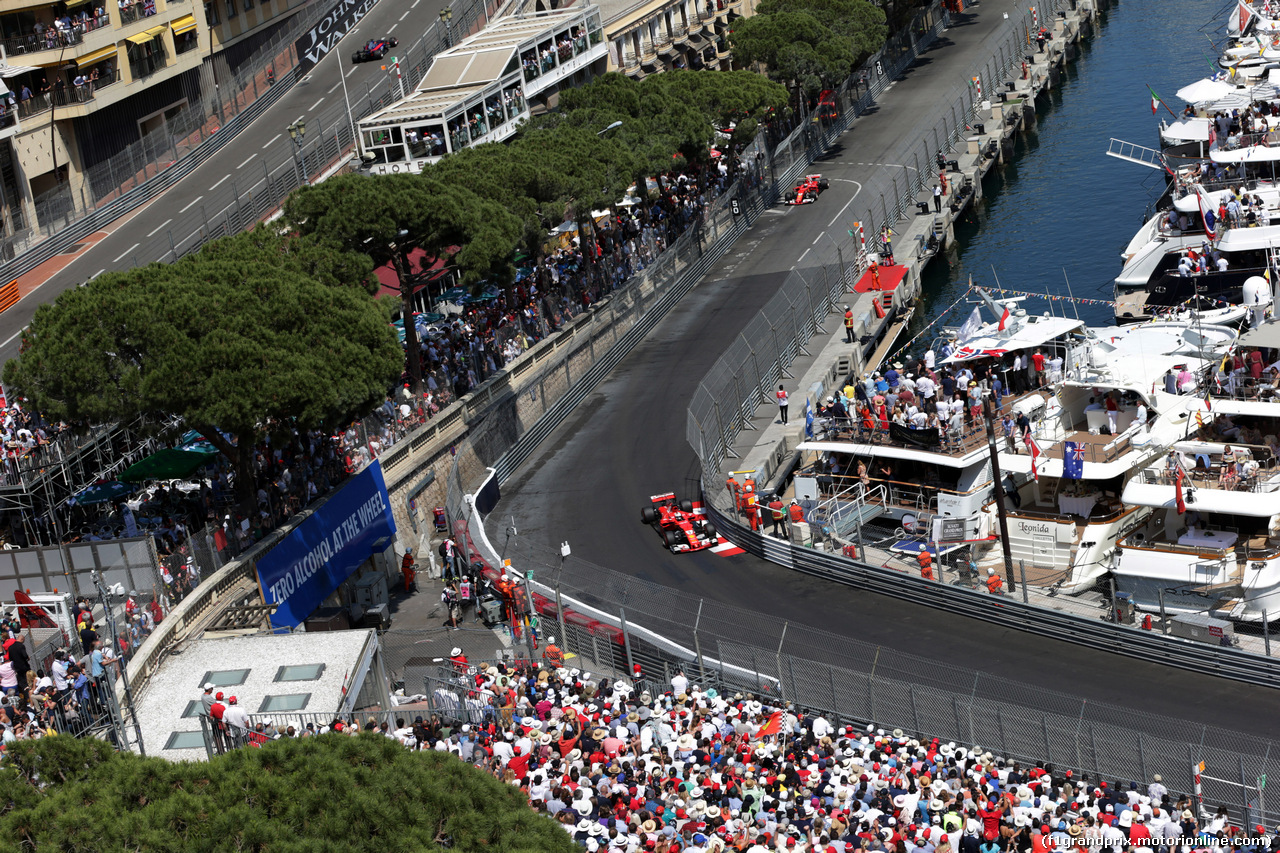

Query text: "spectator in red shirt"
[1031, 349, 1047, 388]
[978, 799, 1004, 838]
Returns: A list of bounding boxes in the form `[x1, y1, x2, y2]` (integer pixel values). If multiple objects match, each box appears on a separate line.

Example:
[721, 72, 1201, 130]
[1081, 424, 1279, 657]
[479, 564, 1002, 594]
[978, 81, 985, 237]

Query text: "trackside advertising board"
[294, 0, 382, 76]
[256, 461, 396, 629]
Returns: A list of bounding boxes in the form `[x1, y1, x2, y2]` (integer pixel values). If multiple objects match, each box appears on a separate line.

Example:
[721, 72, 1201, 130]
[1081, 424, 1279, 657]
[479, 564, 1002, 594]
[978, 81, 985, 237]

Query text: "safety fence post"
[693, 599, 707, 684]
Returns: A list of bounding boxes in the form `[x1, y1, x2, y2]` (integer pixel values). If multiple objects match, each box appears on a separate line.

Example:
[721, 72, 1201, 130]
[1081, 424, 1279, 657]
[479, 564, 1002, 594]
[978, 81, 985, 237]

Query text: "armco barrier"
[703, 497, 1280, 690]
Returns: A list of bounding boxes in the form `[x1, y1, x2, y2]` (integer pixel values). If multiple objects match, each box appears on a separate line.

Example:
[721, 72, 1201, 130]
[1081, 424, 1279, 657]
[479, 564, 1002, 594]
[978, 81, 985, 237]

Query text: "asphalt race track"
[493, 3, 1280, 732]
[0, 0, 456, 360]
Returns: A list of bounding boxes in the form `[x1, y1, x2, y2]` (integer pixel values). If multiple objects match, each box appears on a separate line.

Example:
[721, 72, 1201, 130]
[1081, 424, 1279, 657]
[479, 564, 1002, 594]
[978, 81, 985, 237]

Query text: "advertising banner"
[294, 0, 382, 76]
[256, 461, 396, 629]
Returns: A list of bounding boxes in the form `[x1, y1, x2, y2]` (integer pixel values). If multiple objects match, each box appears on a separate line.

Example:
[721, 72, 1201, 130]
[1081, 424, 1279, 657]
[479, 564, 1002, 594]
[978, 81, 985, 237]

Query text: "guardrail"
[702, 497, 1280, 688]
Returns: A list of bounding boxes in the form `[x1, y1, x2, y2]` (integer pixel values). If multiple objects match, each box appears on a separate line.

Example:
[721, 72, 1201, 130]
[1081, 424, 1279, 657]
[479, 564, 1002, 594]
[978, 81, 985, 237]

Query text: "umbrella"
[438, 287, 466, 301]
[70, 481, 134, 507]
[1175, 78, 1233, 104]
[177, 429, 219, 455]
[119, 448, 215, 482]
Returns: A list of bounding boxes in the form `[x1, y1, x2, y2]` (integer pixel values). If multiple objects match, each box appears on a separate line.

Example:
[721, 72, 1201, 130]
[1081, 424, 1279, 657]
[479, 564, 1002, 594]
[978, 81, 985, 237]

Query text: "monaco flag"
[1024, 432, 1042, 481]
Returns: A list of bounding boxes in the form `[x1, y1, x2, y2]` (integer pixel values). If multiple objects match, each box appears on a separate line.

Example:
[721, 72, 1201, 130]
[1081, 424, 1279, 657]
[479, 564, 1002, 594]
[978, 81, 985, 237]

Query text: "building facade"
[599, 0, 754, 78]
[0, 0, 309, 244]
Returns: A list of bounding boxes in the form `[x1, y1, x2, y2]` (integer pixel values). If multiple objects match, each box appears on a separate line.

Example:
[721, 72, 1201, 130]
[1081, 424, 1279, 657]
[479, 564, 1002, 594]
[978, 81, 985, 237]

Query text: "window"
[225, 0, 237, 18]
[164, 731, 206, 750]
[205, 0, 218, 23]
[274, 664, 325, 682]
[257, 693, 311, 713]
[200, 668, 250, 687]
[243, 0, 254, 11]
[181, 700, 202, 718]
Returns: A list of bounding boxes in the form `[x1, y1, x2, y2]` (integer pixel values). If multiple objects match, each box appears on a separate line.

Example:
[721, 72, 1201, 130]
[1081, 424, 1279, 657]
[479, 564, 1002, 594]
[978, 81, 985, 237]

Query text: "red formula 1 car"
[640, 493, 720, 553]
[785, 174, 830, 205]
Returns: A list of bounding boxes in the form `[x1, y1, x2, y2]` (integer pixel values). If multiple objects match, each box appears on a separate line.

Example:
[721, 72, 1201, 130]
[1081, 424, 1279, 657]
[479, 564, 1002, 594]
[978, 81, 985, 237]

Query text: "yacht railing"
[1135, 449, 1280, 493]
[809, 483, 889, 539]
[1119, 536, 1239, 560]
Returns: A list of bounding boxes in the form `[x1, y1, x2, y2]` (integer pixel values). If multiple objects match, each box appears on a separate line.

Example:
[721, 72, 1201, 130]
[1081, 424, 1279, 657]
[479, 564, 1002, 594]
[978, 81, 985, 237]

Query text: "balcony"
[0, 106, 17, 141]
[129, 43, 168, 82]
[13, 73, 118, 120]
[1, 13, 112, 60]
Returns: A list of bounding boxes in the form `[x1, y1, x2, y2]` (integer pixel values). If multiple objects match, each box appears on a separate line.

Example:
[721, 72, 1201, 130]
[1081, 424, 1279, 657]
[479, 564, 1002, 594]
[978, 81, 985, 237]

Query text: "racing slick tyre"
[641, 507, 658, 525]
[817, 178, 830, 190]
[663, 529, 683, 551]
[679, 500, 693, 512]
[704, 524, 718, 543]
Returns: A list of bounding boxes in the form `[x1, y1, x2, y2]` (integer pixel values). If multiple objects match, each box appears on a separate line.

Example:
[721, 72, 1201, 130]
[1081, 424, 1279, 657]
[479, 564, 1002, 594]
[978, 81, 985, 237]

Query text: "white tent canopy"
[1176, 78, 1234, 103]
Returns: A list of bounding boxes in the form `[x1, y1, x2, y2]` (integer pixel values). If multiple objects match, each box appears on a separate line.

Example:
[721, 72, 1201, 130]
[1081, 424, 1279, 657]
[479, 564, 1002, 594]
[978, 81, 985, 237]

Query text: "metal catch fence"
[470, 528, 1280, 830]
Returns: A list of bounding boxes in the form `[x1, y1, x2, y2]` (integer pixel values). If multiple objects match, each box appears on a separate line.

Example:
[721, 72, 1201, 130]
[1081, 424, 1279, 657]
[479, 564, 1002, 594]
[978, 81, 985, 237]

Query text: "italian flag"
[1148, 85, 1162, 115]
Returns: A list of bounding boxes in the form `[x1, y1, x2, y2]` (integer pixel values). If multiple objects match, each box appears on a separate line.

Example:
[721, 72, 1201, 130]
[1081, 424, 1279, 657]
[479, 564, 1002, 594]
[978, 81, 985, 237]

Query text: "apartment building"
[0, 0, 308, 242]
[599, 0, 754, 78]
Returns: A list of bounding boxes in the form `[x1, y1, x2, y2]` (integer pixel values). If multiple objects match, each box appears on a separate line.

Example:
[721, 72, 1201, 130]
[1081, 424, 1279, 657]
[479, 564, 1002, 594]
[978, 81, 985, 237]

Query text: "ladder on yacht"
[1106, 138, 1167, 171]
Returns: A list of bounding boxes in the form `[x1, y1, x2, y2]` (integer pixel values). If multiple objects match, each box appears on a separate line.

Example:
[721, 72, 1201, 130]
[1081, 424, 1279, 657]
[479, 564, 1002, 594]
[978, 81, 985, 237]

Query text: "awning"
[119, 448, 216, 482]
[70, 480, 134, 507]
[0, 65, 42, 78]
[1238, 318, 1280, 349]
[76, 45, 118, 67]
[126, 25, 167, 43]
[66, 0, 94, 6]
[170, 14, 197, 35]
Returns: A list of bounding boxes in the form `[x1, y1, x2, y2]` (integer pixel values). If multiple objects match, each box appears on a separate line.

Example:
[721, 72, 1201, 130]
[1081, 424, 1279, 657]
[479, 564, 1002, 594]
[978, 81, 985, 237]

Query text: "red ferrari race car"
[640, 493, 720, 553]
[352, 36, 398, 63]
[785, 174, 830, 205]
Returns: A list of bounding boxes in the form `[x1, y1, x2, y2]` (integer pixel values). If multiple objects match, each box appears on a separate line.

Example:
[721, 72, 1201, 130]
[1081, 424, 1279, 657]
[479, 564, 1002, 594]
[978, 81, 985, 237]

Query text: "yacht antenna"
[1061, 269, 1082, 321]
[1043, 280, 1056, 318]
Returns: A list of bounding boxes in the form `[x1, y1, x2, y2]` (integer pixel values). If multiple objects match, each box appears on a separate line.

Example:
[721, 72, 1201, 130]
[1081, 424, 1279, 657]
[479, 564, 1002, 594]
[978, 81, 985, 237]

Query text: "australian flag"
[1063, 441, 1085, 480]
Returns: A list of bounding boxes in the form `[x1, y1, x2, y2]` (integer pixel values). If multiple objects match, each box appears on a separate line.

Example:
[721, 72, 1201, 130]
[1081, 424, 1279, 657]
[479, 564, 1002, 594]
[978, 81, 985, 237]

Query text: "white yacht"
[1114, 320, 1280, 622]
[1115, 174, 1279, 322]
[796, 294, 1082, 564]
[989, 321, 1236, 592]
[798, 299, 1237, 595]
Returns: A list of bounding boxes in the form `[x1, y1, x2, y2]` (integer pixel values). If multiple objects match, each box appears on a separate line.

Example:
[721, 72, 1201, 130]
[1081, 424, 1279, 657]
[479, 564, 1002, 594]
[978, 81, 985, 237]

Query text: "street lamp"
[440, 7, 453, 47]
[597, 120, 623, 136]
[287, 120, 309, 183]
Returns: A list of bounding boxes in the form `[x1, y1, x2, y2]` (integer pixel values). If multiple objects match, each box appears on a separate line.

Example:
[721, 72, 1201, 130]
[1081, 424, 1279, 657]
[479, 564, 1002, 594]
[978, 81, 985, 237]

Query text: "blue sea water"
[912, 0, 1240, 336]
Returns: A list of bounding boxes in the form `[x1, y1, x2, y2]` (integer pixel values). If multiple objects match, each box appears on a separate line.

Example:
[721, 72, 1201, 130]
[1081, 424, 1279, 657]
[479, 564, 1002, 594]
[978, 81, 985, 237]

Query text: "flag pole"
[1146, 83, 1179, 119]
[984, 407, 1017, 593]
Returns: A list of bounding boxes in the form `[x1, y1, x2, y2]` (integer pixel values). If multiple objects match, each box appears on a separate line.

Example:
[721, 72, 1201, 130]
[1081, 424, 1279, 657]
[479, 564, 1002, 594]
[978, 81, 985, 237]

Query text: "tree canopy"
[0, 733, 575, 853]
[730, 0, 886, 95]
[527, 71, 788, 171]
[283, 173, 523, 392]
[2, 229, 401, 509]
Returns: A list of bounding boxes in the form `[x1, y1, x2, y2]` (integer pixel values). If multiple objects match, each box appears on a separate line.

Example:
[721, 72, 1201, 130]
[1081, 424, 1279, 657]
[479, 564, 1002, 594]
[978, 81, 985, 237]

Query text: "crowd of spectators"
[0, 597, 158, 746]
[204, 660, 1276, 852]
[407, 158, 750, 405]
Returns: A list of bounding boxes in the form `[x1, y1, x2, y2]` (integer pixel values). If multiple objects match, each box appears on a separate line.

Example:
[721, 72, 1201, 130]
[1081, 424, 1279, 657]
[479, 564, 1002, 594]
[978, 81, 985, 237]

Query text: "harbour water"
[912, 0, 1239, 337]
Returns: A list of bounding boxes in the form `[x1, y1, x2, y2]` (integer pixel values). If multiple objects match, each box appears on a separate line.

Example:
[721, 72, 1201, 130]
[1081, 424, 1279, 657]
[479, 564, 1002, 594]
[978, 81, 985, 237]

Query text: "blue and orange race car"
[352, 36, 398, 63]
